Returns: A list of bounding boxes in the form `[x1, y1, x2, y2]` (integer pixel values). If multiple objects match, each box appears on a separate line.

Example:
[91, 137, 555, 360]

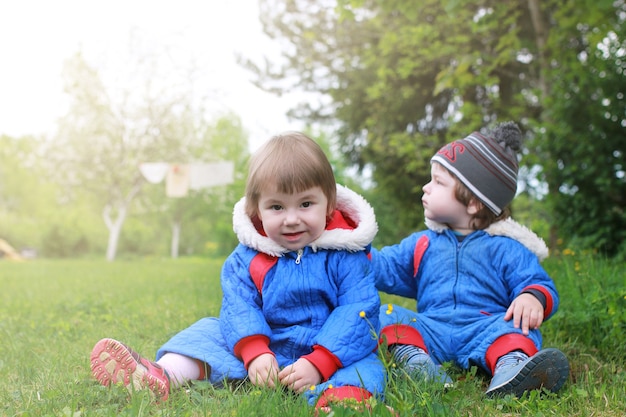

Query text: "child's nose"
[283, 209, 301, 225]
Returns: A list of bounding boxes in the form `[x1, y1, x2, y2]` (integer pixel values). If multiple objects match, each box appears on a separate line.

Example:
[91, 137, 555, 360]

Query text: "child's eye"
[301, 201, 311, 208]
[270, 205, 282, 211]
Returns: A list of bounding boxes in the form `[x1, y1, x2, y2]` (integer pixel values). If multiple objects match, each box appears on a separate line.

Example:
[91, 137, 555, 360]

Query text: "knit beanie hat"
[430, 121, 523, 215]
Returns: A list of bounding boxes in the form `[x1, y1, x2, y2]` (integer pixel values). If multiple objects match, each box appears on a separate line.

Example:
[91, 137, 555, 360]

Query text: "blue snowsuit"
[372, 218, 558, 374]
[157, 185, 385, 405]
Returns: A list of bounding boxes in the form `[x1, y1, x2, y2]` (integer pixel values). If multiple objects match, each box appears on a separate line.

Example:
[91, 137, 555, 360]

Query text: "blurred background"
[1, 0, 624, 262]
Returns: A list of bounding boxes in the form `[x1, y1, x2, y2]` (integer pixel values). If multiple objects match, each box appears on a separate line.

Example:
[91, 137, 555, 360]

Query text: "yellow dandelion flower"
[385, 303, 393, 315]
[359, 311, 366, 318]
[310, 385, 316, 391]
[328, 384, 333, 389]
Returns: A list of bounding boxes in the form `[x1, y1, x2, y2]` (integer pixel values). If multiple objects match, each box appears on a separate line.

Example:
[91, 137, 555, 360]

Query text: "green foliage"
[48, 50, 252, 261]
[0, 109, 248, 259]
[509, 192, 553, 244]
[253, 1, 541, 238]
[540, 0, 626, 256]
[541, 252, 626, 363]
[1, 257, 624, 416]
[252, 0, 625, 257]
[0, 135, 107, 256]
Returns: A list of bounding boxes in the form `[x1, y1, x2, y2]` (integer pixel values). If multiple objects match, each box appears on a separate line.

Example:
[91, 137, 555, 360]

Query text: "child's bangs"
[263, 159, 323, 195]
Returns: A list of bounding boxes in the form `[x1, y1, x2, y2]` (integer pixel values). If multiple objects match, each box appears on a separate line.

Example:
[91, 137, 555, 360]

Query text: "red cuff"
[485, 333, 538, 374]
[301, 345, 342, 381]
[233, 335, 273, 369]
[522, 284, 554, 317]
[379, 324, 427, 351]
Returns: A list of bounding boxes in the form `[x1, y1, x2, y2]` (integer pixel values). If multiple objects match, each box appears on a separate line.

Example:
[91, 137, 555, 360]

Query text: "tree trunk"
[171, 220, 181, 259]
[102, 181, 142, 261]
[527, 0, 548, 98]
[527, 0, 559, 250]
[103, 203, 127, 262]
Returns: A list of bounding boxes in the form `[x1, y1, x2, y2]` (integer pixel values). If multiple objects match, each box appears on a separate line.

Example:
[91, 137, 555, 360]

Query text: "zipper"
[453, 238, 463, 310]
[295, 249, 303, 264]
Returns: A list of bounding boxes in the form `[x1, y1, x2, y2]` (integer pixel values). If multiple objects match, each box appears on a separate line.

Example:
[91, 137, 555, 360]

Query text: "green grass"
[0, 255, 624, 416]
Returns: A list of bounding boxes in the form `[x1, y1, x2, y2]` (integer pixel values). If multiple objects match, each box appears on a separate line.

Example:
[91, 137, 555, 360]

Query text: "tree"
[0, 135, 52, 251]
[247, 0, 544, 240]
[155, 113, 249, 258]
[0, 135, 104, 257]
[248, 0, 625, 253]
[51, 48, 232, 260]
[539, 0, 626, 255]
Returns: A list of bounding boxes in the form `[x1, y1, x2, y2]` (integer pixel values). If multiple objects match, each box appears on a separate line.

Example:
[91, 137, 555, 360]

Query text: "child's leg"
[390, 344, 452, 385]
[380, 323, 452, 385]
[485, 334, 569, 397]
[90, 338, 170, 400]
[156, 352, 209, 389]
[155, 317, 247, 385]
[308, 352, 395, 413]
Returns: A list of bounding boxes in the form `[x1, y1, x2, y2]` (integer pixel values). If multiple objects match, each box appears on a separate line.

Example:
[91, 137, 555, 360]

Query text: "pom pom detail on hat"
[431, 122, 523, 215]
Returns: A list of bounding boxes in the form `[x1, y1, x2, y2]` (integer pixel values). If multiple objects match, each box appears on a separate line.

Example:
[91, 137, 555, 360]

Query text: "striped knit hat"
[430, 122, 523, 215]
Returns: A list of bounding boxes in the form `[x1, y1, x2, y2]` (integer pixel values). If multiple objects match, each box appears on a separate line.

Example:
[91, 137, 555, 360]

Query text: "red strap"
[249, 253, 278, 295]
[413, 235, 429, 276]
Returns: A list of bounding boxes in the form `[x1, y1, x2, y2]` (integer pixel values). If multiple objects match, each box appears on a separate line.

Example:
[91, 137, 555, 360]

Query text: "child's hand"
[247, 353, 280, 388]
[278, 358, 322, 393]
[504, 293, 544, 335]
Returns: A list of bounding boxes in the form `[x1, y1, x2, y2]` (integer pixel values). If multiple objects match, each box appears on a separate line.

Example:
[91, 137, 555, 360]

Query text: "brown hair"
[244, 132, 337, 219]
[453, 178, 511, 230]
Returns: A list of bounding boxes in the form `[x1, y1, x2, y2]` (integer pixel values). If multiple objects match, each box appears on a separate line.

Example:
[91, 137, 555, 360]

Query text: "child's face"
[257, 186, 329, 251]
[422, 163, 474, 232]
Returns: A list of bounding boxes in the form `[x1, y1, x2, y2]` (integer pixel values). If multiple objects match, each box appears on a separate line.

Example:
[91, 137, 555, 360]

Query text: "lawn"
[0, 255, 624, 416]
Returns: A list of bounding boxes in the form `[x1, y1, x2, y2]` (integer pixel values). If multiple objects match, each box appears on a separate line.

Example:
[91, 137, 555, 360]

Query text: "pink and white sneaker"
[90, 338, 170, 401]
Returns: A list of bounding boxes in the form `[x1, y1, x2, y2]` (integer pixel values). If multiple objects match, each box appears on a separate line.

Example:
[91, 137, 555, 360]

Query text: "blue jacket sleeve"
[371, 232, 427, 299]
[219, 245, 273, 356]
[498, 238, 560, 319]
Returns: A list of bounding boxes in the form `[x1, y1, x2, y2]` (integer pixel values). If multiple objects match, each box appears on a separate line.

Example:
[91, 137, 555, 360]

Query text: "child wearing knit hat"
[371, 122, 570, 397]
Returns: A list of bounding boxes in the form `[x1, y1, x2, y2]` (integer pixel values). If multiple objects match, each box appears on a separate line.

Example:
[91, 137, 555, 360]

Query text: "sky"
[0, 0, 304, 150]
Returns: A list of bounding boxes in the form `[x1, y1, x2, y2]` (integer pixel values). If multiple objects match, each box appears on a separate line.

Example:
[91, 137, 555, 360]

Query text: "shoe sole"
[90, 338, 169, 400]
[486, 348, 570, 397]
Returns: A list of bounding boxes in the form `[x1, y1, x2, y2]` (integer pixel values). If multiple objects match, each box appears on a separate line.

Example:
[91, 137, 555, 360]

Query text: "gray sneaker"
[485, 348, 569, 397]
[393, 344, 453, 387]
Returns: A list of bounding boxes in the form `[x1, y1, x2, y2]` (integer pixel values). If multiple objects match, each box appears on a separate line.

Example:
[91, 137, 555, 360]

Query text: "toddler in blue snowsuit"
[372, 122, 570, 397]
[90, 132, 385, 409]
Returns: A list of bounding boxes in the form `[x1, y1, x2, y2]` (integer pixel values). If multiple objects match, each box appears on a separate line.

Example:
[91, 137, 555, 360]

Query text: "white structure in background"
[139, 161, 234, 258]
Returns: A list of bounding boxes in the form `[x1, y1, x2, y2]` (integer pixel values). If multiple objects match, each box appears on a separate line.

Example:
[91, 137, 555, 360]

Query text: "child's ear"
[466, 198, 482, 215]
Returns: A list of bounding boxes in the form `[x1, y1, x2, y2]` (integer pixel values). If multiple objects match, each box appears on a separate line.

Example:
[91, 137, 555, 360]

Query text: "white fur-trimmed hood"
[425, 217, 549, 261]
[232, 184, 378, 257]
